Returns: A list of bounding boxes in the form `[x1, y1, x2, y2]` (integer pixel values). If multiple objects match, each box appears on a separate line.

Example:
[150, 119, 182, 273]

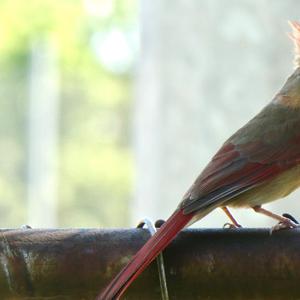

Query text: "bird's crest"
[288, 21, 300, 68]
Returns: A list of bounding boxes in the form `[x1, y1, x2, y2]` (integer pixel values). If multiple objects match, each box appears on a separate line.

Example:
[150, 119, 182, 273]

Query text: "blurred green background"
[0, 0, 137, 228]
[3, 1, 299, 230]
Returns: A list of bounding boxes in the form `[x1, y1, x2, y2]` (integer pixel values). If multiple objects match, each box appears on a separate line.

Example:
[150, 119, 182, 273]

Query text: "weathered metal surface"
[0, 228, 300, 299]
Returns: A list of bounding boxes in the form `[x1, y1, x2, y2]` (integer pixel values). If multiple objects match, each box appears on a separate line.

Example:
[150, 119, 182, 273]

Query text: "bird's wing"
[181, 102, 300, 214]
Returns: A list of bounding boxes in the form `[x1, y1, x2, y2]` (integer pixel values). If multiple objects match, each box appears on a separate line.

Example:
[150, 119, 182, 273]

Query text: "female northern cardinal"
[98, 21, 300, 299]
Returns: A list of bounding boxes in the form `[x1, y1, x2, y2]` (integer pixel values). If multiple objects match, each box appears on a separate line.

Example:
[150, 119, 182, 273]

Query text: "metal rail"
[0, 227, 300, 299]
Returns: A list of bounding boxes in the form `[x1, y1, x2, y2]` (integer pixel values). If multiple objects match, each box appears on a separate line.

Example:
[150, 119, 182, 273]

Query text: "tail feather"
[97, 209, 193, 300]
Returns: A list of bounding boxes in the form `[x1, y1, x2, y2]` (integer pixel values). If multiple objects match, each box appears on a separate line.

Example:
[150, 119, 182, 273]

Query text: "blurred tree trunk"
[133, 0, 300, 227]
[27, 40, 59, 227]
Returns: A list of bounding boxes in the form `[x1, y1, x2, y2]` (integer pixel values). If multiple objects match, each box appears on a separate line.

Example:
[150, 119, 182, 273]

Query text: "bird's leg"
[252, 205, 294, 223]
[252, 205, 298, 231]
[222, 206, 242, 228]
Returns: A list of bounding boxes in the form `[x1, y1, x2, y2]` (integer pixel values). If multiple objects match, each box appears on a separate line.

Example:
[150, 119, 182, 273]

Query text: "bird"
[97, 21, 300, 300]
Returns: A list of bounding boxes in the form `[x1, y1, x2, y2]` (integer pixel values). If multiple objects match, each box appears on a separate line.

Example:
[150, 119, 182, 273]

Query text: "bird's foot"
[223, 222, 242, 229]
[282, 213, 299, 224]
[20, 224, 32, 229]
[270, 218, 299, 234]
[155, 219, 165, 228]
[137, 219, 166, 229]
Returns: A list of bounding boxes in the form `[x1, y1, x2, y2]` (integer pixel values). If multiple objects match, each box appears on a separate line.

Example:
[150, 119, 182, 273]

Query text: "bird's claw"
[270, 218, 299, 234]
[20, 224, 32, 229]
[282, 213, 299, 224]
[223, 222, 242, 229]
[155, 219, 165, 228]
[137, 219, 166, 229]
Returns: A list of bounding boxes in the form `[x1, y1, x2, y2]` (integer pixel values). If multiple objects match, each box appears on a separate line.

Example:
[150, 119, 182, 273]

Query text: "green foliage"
[0, 0, 136, 227]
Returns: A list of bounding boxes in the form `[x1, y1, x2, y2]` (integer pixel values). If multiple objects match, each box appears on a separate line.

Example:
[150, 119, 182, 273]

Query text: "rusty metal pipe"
[0, 228, 300, 299]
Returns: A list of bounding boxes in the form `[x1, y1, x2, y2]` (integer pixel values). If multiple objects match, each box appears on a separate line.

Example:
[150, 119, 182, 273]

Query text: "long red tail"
[97, 209, 193, 300]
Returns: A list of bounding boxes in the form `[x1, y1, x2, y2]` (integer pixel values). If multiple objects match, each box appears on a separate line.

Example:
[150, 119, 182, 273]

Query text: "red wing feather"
[181, 137, 300, 214]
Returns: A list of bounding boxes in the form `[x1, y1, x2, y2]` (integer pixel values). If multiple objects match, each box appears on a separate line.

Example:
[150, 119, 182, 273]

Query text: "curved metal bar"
[137, 219, 169, 300]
